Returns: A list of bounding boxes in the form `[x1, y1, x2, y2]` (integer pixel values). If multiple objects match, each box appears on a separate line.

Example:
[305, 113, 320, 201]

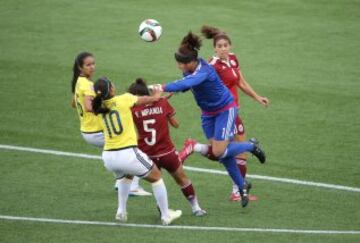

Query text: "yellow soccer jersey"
[74, 76, 103, 133]
[102, 93, 138, 150]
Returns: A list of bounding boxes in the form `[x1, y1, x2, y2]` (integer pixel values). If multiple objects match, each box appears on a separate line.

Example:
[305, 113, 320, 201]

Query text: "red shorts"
[234, 116, 245, 136]
[150, 151, 181, 173]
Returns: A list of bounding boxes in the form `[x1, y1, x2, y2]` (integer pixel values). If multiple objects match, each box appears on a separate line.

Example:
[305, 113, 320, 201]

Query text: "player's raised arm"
[163, 71, 207, 92]
[237, 71, 270, 107]
[133, 78, 163, 106]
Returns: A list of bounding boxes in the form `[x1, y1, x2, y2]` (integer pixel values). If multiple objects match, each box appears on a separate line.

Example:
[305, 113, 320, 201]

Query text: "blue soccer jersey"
[164, 59, 234, 112]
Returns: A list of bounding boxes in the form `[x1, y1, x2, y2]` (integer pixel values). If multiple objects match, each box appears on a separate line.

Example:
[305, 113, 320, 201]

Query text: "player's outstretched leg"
[178, 138, 197, 163]
[249, 138, 266, 163]
[189, 138, 266, 164]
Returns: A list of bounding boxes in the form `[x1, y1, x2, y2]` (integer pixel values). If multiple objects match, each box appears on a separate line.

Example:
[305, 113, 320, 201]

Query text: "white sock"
[130, 176, 140, 191]
[117, 178, 132, 215]
[190, 197, 201, 212]
[194, 143, 209, 156]
[232, 183, 239, 193]
[151, 179, 169, 219]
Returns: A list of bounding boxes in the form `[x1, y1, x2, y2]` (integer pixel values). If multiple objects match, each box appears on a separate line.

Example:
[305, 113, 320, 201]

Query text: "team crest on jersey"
[230, 60, 236, 66]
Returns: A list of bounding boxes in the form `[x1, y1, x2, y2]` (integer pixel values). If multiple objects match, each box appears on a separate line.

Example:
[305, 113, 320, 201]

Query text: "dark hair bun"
[135, 78, 147, 85]
[181, 31, 202, 51]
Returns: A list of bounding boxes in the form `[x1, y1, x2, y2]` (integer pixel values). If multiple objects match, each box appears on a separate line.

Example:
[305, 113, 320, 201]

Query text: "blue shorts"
[201, 107, 237, 141]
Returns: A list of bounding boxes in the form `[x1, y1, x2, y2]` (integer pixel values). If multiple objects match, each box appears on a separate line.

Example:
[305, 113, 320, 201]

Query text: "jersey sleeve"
[163, 99, 176, 118]
[123, 93, 138, 108]
[164, 70, 208, 92]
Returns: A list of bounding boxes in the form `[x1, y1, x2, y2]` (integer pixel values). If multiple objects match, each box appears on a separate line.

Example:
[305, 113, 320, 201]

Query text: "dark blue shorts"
[201, 107, 237, 141]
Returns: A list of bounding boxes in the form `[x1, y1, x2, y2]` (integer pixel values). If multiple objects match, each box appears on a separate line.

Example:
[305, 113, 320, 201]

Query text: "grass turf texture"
[0, 0, 359, 242]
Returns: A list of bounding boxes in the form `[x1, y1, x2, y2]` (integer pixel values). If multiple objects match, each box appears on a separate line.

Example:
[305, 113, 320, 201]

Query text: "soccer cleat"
[178, 138, 197, 163]
[244, 180, 252, 195]
[229, 191, 241, 201]
[193, 209, 207, 217]
[249, 138, 266, 164]
[240, 192, 249, 208]
[115, 212, 128, 222]
[129, 186, 152, 196]
[161, 209, 182, 226]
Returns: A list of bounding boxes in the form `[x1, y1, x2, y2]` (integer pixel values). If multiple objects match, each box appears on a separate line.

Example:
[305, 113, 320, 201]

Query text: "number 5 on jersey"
[143, 119, 156, 146]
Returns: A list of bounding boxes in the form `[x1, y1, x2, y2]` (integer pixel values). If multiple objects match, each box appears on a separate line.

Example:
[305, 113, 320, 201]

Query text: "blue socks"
[220, 142, 254, 160]
[217, 142, 255, 192]
[220, 156, 245, 192]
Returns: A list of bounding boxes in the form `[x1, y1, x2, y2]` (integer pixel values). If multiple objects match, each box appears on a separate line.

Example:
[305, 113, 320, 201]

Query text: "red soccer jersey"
[209, 53, 241, 106]
[131, 98, 176, 157]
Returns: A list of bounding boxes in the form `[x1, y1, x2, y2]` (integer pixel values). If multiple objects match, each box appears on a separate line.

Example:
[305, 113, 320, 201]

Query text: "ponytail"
[92, 77, 112, 115]
[180, 31, 202, 51]
[71, 52, 93, 93]
[175, 31, 202, 63]
[92, 94, 109, 115]
[201, 25, 231, 47]
[128, 78, 150, 96]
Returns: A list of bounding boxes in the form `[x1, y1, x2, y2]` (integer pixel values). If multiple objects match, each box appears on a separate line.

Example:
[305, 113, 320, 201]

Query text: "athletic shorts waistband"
[104, 145, 137, 151]
[81, 130, 103, 134]
[201, 101, 237, 116]
[148, 148, 176, 158]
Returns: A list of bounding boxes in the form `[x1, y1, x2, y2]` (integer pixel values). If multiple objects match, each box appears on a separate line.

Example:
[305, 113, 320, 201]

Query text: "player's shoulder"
[76, 76, 92, 89]
[229, 53, 239, 62]
[117, 92, 137, 101]
[77, 76, 92, 85]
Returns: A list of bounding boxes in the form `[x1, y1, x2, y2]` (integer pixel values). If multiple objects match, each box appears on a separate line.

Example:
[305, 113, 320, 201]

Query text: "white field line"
[0, 215, 359, 235]
[1, 144, 360, 193]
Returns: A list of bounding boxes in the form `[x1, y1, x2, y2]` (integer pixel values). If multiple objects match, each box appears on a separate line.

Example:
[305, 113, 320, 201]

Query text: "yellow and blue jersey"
[74, 76, 103, 133]
[102, 93, 138, 150]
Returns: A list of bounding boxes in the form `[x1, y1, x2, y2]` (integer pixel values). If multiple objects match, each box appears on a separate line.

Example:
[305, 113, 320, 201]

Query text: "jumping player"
[128, 78, 207, 216]
[91, 77, 182, 225]
[70, 52, 150, 196]
[151, 32, 266, 207]
[197, 26, 270, 201]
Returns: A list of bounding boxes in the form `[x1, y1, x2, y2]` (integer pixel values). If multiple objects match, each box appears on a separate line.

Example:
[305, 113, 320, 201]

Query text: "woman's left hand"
[256, 96, 270, 107]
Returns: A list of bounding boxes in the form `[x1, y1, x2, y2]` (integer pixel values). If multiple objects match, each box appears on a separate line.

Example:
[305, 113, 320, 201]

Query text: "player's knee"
[145, 166, 162, 183]
[212, 147, 225, 158]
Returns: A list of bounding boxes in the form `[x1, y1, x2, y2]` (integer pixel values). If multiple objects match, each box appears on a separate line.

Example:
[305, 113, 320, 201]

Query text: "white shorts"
[81, 132, 104, 148]
[102, 147, 154, 179]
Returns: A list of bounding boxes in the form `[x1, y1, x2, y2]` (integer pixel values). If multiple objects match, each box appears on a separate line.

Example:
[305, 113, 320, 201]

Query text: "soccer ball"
[138, 19, 162, 42]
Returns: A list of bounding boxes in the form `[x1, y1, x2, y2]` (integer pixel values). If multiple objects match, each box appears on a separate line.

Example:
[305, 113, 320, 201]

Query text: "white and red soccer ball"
[138, 19, 162, 42]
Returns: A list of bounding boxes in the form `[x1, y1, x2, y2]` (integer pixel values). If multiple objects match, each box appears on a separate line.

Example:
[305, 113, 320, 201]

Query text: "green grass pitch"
[0, 0, 359, 242]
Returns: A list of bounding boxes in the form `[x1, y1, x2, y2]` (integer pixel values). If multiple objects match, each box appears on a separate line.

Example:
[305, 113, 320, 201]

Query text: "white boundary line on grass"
[1, 144, 360, 193]
[1, 215, 359, 235]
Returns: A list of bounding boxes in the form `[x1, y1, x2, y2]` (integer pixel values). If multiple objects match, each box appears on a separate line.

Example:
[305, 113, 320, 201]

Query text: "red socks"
[236, 157, 247, 177]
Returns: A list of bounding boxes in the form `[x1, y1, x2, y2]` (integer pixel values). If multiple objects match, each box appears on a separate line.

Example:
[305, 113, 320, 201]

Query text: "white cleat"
[193, 209, 207, 217]
[161, 209, 182, 226]
[129, 187, 152, 196]
[115, 212, 128, 223]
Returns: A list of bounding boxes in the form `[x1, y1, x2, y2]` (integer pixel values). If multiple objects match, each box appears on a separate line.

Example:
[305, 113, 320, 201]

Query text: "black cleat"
[249, 138, 266, 163]
[244, 180, 252, 195]
[240, 191, 249, 208]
